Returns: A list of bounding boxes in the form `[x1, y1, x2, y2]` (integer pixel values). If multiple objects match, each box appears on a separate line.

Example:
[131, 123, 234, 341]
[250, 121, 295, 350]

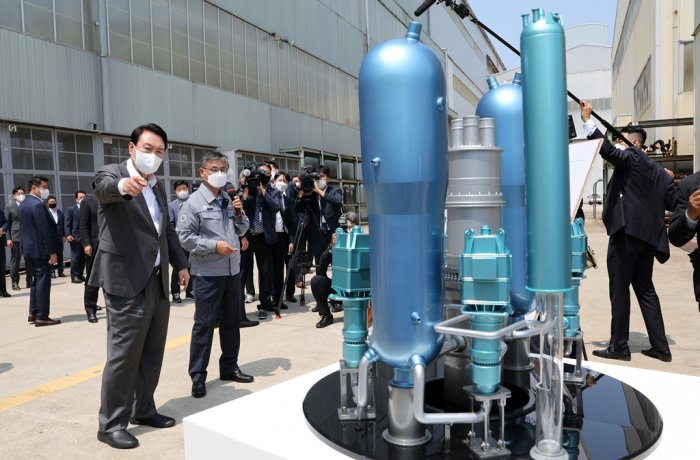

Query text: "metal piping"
[413, 361, 484, 425]
[437, 335, 467, 357]
[98, 0, 111, 132]
[356, 350, 378, 411]
[434, 309, 553, 340]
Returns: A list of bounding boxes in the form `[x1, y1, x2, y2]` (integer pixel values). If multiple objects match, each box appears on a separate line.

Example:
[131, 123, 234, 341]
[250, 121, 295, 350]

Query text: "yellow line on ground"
[0, 331, 197, 413]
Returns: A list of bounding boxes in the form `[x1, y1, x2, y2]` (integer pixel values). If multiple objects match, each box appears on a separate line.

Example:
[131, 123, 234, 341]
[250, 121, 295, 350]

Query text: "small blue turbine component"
[460, 226, 512, 394]
[330, 226, 371, 368]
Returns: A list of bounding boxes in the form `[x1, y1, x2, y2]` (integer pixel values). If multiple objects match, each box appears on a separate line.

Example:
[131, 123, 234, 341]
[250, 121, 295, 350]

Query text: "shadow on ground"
[590, 331, 676, 350]
[0, 363, 13, 375]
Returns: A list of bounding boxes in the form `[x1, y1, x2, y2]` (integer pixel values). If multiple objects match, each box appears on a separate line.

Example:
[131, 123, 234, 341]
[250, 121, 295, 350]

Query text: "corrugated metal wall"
[0, 29, 101, 130]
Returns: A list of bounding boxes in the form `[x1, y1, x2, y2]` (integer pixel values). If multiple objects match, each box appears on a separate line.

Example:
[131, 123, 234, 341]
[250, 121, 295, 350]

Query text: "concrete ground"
[0, 205, 698, 459]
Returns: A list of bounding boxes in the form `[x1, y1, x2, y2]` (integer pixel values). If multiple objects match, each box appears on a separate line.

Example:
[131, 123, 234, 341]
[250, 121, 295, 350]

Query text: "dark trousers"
[245, 257, 255, 296]
[309, 231, 331, 266]
[245, 234, 273, 309]
[239, 253, 248, 320]
[310, 274, 335, 316]
[84, 253, 100, 315]
[170, 248, 193, 297]
[99, 271, 169, 433]
[607, 232, 669, 352]
[189, 273, 242, 382]
[0, 244, 6, 293]
[10, 242, 32, 284]
[52, 243, 65, 275]
[272, 232, 289, 303]
[28, 257, 51, 320]
[69, 241, 86, 277]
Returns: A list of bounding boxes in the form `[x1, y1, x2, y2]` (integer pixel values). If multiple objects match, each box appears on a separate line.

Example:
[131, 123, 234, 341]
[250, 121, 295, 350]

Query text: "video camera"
[298, 165, 320, 193]
[241, 162, 267, 189]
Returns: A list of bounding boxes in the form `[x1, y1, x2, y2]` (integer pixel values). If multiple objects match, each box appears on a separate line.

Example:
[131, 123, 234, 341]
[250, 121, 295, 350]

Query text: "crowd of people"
[4, 123, 349, 449]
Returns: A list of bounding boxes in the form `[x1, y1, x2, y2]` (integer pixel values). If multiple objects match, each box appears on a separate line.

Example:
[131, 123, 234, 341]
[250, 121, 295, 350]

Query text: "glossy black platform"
[303, 367, 662, 460]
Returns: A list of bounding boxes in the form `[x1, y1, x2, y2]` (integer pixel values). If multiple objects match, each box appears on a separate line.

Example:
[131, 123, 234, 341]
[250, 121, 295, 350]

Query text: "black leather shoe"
[71, 277, 82, 284]
[78, 275, 86, 282]
[97, 429, 139, 449]
[185, 293, 195, 300]
[311, 306, 319, 313]
[192, 381, 207, 398]
[220, 369, 254, 383]
[96, 306, 103, 311]
[58, 273, 67, 278]
[239, 319, 260, 328]
[592, 347, 631, 361]
[286, 295, 297, 303]
[25, 282, 31, 288]
[51, 272, 56, 279]
[12, 283, 20, 291]
[87, 314, 98, 323]
[28, 314, 35, 323]
[316, 314, 334, 328]
[172, 293, 182, 303]
[641, 348, 672, 362]
[331, 304, 344, 313]
[130, 412, 176, 429]
[1, 292, 11, 298]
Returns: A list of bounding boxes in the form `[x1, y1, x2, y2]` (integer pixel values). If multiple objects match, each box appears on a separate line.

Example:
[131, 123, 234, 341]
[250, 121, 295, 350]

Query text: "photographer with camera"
[241, 163, 280, 319]
[310, 212, 358, 328]
[296, 165, 342, 265]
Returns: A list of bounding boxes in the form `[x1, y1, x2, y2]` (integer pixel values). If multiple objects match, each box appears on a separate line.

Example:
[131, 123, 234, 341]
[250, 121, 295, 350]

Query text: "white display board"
[569, 139, 603, 221]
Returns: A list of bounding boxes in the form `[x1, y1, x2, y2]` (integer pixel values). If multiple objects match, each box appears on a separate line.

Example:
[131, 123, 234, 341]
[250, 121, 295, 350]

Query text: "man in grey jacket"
[177, 151, 253, 399]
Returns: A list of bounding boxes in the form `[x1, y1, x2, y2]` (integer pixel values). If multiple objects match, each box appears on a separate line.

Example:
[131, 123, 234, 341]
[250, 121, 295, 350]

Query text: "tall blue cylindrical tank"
[359, 22, 447, 369]
[520, 9, 572, 292]
[475, 73, 535, 318]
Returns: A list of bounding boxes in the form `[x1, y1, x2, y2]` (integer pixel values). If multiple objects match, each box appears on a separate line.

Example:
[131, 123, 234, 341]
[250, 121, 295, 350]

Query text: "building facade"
[0, 0, 504, 222]
[611, 0, 694, 170]
[494, 24, 612, 200]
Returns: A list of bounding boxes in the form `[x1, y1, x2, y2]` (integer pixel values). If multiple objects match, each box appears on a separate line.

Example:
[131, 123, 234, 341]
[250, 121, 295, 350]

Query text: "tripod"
[275, 195, 328, 317]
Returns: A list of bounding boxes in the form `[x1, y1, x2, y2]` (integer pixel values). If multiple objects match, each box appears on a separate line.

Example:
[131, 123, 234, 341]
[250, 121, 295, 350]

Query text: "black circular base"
[303, 366, 662, 460]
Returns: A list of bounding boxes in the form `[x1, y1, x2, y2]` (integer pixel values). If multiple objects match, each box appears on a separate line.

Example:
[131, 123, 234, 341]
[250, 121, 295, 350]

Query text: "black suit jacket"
[279, 192, 296, 242]
[80, 194, 99, 248]
[589, 128, 676, 263]
[298, 185, 343, 236]
[88, 161, 188, 297]
[0, 208, 8, 247]
[19, 195, 60, 260]
[64, 204, 81, 242]
[242, 184, 281, 245]
[668, 172, 700, 247]
[5, 201, 21, 242]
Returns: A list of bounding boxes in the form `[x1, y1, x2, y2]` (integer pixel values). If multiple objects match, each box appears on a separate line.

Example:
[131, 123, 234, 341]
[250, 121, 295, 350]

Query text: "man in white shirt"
[46, 196, 66, 278]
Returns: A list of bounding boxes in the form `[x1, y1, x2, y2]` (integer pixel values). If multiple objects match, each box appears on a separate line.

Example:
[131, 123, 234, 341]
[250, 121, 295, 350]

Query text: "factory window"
[341, 160, 356, 180]
[682, 41, 694, 93]
[486, 56, 498, 75]
[233, 16, 247, 95]
[10, 126, 52, 171]
[55, 0, 84, 49]
[280, 43, 291, 109]
[259, 31, 272, 104]
[57, 132, 95, 173]
[103, 138, 131, 165]
[109, 0, 132, 62]
[24, 0, 55, 41]
[188, 0, 205, 84]
[152, 0, 172, 73]
[204, 2, 219, 88]
[60, 175, 95, 210]
[171, 0, 189, 78]
[168, 144, 194, 179]
[83, 0, 99, 53]
[131, 0, 153, 68]
[220, 10, 234, 92]
[245, 22, 259, 99]
[323, 157, 339, 179]
[0, 0, 22, 32]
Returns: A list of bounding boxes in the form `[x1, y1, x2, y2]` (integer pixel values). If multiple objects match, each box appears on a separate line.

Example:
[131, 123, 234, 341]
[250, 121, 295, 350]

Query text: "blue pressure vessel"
[520, 9, 572, 292]
[476, 73, 535, 318]
[359, 22, 447, 369]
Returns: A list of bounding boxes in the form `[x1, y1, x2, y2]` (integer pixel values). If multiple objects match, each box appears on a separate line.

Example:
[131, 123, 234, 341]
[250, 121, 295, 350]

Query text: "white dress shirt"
[275, 194, 286, 233]
[49, 208, 58, 224]
[118, 160, 162, 267]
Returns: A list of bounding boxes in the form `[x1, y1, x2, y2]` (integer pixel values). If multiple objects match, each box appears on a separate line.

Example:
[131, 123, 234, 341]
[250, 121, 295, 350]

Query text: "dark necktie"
[253, 193, 263, 233]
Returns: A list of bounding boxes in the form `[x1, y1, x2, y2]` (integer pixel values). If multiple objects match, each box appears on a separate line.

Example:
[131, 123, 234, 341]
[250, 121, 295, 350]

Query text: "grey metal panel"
[321, 119, 360, 157]
[213, 0, 266, 28]
[337, 16, 366, 78]
[293, 0, 340, 68]
[192, 83, 272, 153]
[269, 105, 324, 154]
[0, 28, 101, 130]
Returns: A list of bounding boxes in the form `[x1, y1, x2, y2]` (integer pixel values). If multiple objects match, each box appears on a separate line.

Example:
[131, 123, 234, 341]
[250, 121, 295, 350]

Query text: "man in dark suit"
[581, 101, 676, 363]
[270, 172, 297, 310]
[65, 190, 86, 283]
[6, 186, 32, 290]
[167, 179, 194, 303]
[91, 123, 189, 449]
[46, 196, 66, 278]
[300, 165, 342, 265]
[0, 206, 10, 297]
[80, 181, 100, 323]
[242, 163, 280, 319]
[668, 171, 700, 312]
[20, 176, 60, 326]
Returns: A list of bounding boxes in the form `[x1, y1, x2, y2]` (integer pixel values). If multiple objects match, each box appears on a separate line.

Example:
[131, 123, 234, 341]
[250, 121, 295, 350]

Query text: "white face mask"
[275, 182, 288, 193]
[15, 194, 25, 203]
[78, 198, 83, 205]
[177, 190, 189, 200]
[133, 149, 163, 175]
[317, 180, 327, 190]
[614, 143, 626, 150]
[40, 189, 50, 200]
[206, 171, 227, 189]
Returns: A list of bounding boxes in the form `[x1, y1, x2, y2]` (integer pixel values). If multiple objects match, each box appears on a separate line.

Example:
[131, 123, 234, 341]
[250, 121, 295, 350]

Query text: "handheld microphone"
[225, 182, 243, 218]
